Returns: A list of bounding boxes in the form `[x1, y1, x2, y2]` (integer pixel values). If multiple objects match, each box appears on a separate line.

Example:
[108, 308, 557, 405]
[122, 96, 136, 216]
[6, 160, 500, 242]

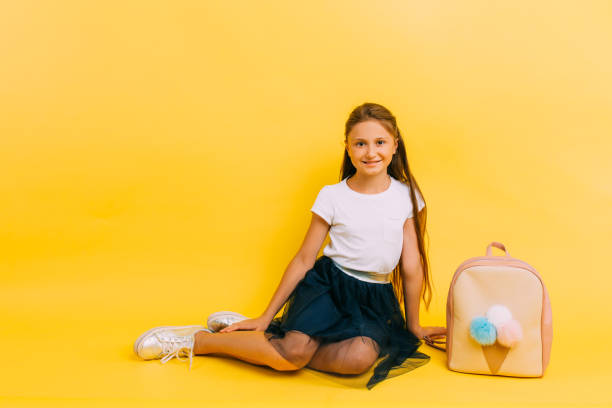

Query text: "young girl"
[133, 102, 447, 389]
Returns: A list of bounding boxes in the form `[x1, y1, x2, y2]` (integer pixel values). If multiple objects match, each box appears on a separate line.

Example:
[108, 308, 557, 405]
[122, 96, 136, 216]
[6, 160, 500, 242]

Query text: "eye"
[377, 140, 385, 145]
[356, 142, 364, 146]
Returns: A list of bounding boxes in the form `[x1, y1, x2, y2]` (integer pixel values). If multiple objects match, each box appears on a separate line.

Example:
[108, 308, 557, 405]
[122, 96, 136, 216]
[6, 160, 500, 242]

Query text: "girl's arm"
[400, 217, 423, 333]
[400, 217, 447, 339]
[260, 212, 330, 323]
[401, 262, 423, 334]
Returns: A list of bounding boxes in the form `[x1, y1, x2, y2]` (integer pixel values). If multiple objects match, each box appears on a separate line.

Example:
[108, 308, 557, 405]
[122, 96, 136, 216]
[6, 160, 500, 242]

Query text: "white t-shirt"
[310, 175, 425, 274]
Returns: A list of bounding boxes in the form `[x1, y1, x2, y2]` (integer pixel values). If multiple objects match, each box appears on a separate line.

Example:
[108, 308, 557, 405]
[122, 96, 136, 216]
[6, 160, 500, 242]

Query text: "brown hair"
[341, 102, 433, 315]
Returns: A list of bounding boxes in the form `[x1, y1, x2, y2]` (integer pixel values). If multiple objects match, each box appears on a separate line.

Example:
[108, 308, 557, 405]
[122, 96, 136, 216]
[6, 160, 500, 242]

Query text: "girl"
[133, 102, 447, 389]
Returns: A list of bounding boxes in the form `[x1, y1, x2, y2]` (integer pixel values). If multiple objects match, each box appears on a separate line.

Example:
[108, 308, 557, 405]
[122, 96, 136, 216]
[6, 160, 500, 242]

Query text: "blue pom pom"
[470, 316, 497, 345]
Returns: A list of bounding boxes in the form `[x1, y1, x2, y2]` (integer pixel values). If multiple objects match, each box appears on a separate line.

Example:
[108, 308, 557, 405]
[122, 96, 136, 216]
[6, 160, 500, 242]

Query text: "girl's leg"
[306, 336, 380, 375]
[193, 330, 320, 372]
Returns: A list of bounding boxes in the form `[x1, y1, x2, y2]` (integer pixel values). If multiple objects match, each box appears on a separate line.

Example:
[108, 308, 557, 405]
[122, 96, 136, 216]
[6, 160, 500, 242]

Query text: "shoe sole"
[133, 325, 208, 357]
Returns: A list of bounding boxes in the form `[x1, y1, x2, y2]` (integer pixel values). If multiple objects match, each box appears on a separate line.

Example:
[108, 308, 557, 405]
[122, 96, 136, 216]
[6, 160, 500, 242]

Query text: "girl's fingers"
[221, 324, 238, 332]
[434, 327, 447, 335]
[422, 326, 447, 338]
[218, 320, 261, 333]
[221, 323, 253, 333]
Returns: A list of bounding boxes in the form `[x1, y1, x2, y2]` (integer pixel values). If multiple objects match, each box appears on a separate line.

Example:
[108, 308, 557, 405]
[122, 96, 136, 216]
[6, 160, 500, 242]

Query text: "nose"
[366, 145, 377, 158]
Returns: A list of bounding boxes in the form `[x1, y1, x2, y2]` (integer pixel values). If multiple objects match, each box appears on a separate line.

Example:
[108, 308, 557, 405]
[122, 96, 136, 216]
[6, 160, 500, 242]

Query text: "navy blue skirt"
[265, 255, 430, 389]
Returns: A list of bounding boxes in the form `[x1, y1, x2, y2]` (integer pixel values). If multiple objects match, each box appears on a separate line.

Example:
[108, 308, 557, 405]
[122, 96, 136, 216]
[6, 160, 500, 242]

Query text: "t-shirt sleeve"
[406, 187, 426, 218]
[310, 186, 333, 225]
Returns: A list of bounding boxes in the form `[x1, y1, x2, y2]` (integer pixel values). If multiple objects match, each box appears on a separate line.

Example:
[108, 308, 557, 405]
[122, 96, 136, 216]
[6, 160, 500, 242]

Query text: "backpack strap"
[486, 241, 510, 256]
[423, 334, 447, 352]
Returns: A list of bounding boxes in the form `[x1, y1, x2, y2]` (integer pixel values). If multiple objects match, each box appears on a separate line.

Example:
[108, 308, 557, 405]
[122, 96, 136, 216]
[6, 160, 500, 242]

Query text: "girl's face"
[345, 120, 398, 176]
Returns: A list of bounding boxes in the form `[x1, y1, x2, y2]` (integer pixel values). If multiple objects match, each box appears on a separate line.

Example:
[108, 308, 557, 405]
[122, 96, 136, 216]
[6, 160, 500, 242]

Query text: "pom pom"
[469, 316, 497, 345]
[497, 319, 523, 348]
[486, 304, 513, 329]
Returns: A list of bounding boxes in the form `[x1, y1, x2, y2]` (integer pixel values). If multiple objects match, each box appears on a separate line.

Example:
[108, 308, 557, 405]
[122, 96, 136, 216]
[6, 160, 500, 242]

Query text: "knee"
[281, 345, 316, 370]
[343, 351, 378, 374]
[269, 335, 318, 371]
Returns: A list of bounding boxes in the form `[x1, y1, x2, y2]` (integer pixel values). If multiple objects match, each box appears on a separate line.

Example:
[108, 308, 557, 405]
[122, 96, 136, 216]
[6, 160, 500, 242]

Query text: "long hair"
[340, 102, 433, 316]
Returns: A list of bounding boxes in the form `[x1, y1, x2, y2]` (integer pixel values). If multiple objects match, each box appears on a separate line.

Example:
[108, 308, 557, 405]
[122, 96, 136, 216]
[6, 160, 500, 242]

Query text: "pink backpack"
[425, 242, 553, 377]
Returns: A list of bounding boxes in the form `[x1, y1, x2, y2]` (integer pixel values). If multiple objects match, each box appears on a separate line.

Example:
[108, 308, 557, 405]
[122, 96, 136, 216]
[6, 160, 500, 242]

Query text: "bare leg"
[306, 336, 380, 375]
[193, 330, 318, 371]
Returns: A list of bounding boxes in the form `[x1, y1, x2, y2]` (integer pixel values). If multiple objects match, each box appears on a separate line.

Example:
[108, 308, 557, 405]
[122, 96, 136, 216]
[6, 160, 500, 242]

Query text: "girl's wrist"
[260, 312, 274, 323]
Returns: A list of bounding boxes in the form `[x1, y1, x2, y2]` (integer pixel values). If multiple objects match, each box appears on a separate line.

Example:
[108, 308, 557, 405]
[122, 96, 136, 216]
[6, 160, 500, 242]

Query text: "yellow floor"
[1, 254, 609, 408]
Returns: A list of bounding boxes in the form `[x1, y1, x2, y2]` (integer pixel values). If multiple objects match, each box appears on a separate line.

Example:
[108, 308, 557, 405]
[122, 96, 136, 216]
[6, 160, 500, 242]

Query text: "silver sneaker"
[133, 325, 212, 370]
[206, 311, 249, 332]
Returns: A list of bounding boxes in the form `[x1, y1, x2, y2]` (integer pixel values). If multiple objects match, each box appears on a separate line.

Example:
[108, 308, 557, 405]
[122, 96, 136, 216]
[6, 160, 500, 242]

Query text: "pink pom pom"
[497, 319, 523, 348]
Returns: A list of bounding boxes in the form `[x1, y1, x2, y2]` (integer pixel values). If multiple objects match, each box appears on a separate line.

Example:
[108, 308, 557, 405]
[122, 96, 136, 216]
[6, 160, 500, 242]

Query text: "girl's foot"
[206, 311, 249, 332]
[134, 325, 213, 369]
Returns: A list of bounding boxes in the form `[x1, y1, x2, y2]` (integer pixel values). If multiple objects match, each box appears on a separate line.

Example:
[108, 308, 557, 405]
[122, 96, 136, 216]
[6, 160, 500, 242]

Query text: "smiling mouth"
[363, 161, 381, 164]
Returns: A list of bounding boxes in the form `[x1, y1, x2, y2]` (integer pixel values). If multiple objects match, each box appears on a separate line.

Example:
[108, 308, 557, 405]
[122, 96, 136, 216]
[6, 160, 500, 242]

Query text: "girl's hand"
[412, 325, 447, 340]
[219, 316, 271, 333]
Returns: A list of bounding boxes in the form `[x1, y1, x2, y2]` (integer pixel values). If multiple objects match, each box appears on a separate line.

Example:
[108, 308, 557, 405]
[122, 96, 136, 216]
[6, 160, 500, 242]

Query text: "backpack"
[424, 242, 553, 377]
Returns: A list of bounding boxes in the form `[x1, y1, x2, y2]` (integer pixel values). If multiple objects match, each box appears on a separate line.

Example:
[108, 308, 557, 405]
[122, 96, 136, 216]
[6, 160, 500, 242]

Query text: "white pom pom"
[486, 304, 513, 329]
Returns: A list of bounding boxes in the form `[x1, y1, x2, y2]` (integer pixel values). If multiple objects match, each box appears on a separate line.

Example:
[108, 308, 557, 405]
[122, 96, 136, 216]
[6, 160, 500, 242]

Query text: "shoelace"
[158, 335, 196, 370]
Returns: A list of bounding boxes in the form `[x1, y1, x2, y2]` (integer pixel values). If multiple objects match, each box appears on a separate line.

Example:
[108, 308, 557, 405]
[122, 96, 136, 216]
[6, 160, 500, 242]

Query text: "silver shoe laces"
[158, 335, 196, 370]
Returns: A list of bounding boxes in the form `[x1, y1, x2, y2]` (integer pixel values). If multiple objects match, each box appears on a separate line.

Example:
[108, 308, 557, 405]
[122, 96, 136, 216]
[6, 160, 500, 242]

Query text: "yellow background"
[1, 1, 610, 406]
